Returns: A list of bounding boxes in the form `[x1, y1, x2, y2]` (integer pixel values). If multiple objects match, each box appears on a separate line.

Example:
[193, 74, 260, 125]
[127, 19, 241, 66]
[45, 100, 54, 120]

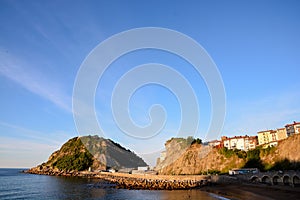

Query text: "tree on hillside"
[191, 138, 202, 145]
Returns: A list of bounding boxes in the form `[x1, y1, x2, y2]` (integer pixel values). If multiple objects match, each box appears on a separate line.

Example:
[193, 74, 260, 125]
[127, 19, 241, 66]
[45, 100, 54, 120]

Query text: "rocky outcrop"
[80, 136, 147, 170]
[157, 142, 245, 175]
[156, 135, 300, 175]
[26, 166, 92, 177]
[155, 137, 192, 171]
[261, 134, 300, 166]
[28, 135, 147, 174]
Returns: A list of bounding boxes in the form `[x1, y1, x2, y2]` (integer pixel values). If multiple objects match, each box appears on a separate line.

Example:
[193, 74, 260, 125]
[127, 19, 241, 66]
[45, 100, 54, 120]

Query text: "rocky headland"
[27, 134, 300, 191]
[28, 135, 147, 173]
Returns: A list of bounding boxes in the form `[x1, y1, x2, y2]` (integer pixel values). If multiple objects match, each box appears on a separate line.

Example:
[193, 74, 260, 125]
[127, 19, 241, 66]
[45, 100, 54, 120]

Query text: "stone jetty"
[26, 167, 210, 190]
[95, 172, 210, 190]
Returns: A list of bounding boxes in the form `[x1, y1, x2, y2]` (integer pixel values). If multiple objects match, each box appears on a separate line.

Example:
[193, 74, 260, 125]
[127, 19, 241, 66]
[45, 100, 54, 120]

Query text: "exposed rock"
[28, 135, 147, 174]
[93, 172, 210, 190]
[157, 142, 244, 175]
[155, 137, 192, 171]
[261, 134, 300, 165]
[156, 134, 300, 175]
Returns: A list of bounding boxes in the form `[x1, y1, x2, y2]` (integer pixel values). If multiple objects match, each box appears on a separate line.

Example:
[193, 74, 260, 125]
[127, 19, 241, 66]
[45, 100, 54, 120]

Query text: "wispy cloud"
[0, 50, 72, 112]
[0, 136, 59, 168]
[222, 92, 300, 137]
[0, 121, 76, 167]
[0, 120, 74, 146]
[0, 136, 57, 152]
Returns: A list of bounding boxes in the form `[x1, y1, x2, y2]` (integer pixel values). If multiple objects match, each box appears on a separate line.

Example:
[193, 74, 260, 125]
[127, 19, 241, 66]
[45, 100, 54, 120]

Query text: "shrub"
[247, 148, 260, 160]
[51, 137, 94, 171]
[53, 151, 93, 171]
[191, 138, 202, 145]
[235, 149, 247, 159]
[218, 147, 235, 158]
[260, 146, 275, 156]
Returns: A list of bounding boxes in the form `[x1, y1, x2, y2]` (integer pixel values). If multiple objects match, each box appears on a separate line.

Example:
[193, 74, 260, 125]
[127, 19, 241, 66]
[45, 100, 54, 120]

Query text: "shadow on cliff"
[243, 158, 300, 172]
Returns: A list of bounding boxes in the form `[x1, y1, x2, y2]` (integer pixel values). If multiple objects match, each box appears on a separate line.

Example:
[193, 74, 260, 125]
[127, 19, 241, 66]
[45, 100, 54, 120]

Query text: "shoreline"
[25, 168, 210, 190]
[201, 183, 300, 200]
[25, 169, 300, 199]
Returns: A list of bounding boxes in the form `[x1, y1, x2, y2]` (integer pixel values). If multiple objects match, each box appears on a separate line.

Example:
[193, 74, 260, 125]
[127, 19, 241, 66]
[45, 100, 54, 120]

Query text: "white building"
[222, 135, 258, 151]
[208, 140, 221, 147]
[137, 166, 149, 171]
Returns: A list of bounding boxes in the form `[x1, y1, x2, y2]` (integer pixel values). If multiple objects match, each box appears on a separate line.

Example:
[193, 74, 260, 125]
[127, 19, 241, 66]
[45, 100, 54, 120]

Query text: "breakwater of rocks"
[95, 173, 209, 190]
[26, 166, 93, 177]
[26, 167, 210, 190]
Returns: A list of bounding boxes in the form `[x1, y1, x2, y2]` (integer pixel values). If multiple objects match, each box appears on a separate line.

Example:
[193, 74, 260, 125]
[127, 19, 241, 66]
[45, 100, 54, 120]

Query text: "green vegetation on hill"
[191, 138, 202, 145]
[53, 152, 93, 171]
[39, 135, 147, 172]
[217, 147, 273, 171]
[218, 147, 247, 159]
[51, 137, 93, 171]
[166, 136, 202, 148]
[218, 145, 300, 171]
[157, 134, 300, 175]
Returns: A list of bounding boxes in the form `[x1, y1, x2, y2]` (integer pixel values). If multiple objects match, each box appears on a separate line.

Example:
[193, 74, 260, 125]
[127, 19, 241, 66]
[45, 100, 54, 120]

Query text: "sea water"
[0, 168, 227, 200]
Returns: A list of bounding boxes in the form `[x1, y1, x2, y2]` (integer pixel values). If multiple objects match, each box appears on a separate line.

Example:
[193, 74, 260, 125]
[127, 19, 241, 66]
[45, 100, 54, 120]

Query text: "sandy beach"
[201, 183, 300, 200]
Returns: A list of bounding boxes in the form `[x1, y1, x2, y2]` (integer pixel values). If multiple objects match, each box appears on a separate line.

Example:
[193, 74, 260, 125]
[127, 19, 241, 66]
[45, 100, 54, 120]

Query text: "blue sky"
[0, 0, 300, 167]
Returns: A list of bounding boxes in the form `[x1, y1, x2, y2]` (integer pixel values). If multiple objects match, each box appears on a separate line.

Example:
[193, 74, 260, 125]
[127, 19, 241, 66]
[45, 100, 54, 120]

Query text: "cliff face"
[156, 134, 300, 175]
[156, 142, 244, 175]
[31, 136, 147, 173]
[155, 138, 191, 170]
[261, 134, 300, 166]
[80, 135, 147, 170]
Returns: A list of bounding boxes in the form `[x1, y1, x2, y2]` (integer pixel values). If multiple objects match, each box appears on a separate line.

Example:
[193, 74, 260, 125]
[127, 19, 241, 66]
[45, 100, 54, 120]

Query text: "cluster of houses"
[208, 121, 300, 151]
[106, 121, 299, 174]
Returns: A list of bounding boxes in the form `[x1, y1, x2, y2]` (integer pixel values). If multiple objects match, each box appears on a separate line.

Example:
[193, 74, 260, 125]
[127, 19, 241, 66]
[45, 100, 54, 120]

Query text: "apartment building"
[257, 122, 300, 148]
[285, 121, 300, 136]
[208, 140, 222, 148]
[276, 128, 288, 140]
[257, 130, 272, 145]
[222, 135, 258, 151]
[246, 136, 259, 150]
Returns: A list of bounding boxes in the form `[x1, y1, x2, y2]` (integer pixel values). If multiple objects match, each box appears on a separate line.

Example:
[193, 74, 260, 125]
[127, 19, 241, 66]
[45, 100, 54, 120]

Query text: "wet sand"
[201, 183, 300, 200]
